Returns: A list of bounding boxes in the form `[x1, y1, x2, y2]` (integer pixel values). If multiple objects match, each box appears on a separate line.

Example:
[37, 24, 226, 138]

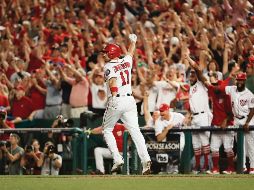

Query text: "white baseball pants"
[102, 96, 151, 164]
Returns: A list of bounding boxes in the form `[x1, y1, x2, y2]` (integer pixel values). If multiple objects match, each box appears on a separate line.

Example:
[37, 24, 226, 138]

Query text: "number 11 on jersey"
[120, 70, 129, 86]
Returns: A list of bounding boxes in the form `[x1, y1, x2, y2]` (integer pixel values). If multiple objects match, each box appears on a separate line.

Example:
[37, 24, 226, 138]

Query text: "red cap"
[159, 103, 170, 112]
[236, 72, 247, 80]
[16, 85, 25, 91]
[247, 63, 254, 68]
[102, 44, 122, 59]
[249, 55, 254, 63]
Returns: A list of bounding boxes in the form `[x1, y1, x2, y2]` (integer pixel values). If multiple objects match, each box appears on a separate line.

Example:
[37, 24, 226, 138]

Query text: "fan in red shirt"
[193, 65, 235, 175]
[11, 86, 34, 119]
[0, 92, 10, 111]
[27, 52, 44, 73]
[29, 69, 47, 111]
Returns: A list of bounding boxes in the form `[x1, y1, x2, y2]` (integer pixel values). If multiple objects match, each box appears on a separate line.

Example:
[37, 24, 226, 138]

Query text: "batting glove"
[129, 34, 137, 43]
[85, 128, 92, 135]
[85, 128, 92, 138]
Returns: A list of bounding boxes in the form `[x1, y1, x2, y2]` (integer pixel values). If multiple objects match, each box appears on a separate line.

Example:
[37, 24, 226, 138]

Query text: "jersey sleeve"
[207, 84, 214, 95]
[124, 54, 133, 68]
[154, 120, 164, 136]
[104, 65, 117, 82]
[124, 54, 132, 62]
[177, 113, 185, 125]
[154, 81, 167, 89]
[248, 93, 254, 109]
[225, 86, 232, 95]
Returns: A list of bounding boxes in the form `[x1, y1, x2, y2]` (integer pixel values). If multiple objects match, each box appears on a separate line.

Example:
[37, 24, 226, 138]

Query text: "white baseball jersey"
[154, 112, 185, 136]
[90, 83, 107, 109]
[154, 81, 180, 109]
[141, 86, 158, 114]
[225, 86, 254, 125]
[104, 55, 133, 97]
[189, 81, 210, 113]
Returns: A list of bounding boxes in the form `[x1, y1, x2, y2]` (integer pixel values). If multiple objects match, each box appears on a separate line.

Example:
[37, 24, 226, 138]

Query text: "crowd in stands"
[1, 0, 254, 175]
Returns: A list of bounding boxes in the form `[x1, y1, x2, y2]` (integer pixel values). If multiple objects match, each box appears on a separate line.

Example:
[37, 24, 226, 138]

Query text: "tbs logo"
[156, 154, 168, 163]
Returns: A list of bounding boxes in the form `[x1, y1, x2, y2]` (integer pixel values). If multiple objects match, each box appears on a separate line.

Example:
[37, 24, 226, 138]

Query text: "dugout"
[7, 115, 246, 175]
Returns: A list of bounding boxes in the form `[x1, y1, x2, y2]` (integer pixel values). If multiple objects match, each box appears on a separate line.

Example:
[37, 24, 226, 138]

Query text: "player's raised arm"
[127, 34, 137, 57]
[185, 54, 209, 87]
[143, 91, 152, 124]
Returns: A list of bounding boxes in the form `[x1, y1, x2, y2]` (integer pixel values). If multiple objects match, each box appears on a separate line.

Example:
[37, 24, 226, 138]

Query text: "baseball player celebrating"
[102, 34, 151, 175]
[185, 55, 213, 174]
[191, 63, 235, 174]
[224, 72, 254, 174]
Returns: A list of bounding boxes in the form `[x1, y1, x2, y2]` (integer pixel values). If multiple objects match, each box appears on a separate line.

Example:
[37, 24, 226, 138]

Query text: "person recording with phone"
[38, 141, 62, 175]
[20, 139, 42, 175]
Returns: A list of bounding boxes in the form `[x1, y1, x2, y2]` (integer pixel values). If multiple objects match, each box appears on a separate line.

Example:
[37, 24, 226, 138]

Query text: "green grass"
[1, 175, 254, 190]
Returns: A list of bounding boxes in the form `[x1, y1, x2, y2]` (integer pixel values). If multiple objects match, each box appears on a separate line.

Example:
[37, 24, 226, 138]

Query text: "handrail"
[1, 125, 252, 174]
[0, 127, 83, 133]
[1, 125, 253, 133]
[140, 125, 254, 132]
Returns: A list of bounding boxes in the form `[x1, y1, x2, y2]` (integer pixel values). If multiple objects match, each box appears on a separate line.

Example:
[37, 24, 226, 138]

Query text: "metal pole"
[122, 131, 128, 175]
[71, 132, 79, 174]
[82, 131, 88, 175]
[237, 131, 244, 174]
[180, 131, 193, 173]
[131, 141, 139, 174]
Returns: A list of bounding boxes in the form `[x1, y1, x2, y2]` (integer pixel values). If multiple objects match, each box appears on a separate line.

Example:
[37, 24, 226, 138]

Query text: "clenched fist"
[129, 34, 137, 43]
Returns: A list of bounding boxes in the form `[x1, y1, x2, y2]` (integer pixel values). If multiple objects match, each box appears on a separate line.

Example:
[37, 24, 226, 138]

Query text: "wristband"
[110, 87, 118, 93]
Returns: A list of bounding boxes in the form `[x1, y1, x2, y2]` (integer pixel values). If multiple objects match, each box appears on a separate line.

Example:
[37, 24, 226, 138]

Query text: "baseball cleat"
[222, 169, 235, 174]
[191, 170, 200, 175]
[142, 161, 152, 175]
[206, 168, 220, 174]
[243, 168, 249, 174]
[90, 169, 104, 175]
[249, 168, 254, 174]
[111, 160, 124, 173]
[191, 167, 201, 174]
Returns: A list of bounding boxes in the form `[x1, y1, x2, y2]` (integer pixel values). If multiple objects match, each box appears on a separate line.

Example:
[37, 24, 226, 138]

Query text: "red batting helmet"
[236, 72, 247, 80]
[159, 103, 170, 112]
[103, 44, 122, 59]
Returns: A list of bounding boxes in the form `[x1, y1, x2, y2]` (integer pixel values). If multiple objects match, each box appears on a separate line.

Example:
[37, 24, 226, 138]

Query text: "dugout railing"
[1, 119, 253, 175]
[123, 126, 254, 175]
